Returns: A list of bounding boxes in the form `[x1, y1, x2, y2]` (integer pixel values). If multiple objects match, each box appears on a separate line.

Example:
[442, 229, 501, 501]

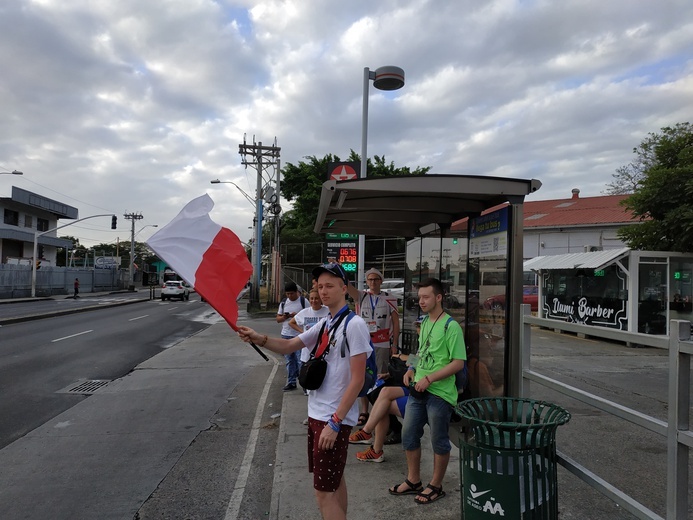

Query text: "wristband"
[407, 366, 415, 372]
[327, 419, 340, 432]
[425, 375, 432, 385]
[258, 335, 268, 347]
[331, 413, 342, 424]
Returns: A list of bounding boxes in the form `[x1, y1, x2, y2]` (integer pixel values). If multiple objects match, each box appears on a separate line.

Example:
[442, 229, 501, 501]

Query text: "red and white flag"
[147, 194, 252, 330]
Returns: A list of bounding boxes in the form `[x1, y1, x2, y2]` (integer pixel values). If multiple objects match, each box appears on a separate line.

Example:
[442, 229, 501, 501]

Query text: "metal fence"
[520, 307, 691, 519]
[0, 264, 124, 298]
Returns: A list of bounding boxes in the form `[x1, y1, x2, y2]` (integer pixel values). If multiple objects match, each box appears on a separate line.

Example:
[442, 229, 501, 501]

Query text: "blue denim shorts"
[401, 392, 453, 455]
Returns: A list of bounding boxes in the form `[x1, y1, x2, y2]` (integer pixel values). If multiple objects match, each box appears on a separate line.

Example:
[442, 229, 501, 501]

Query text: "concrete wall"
[0, 265, 124, 299]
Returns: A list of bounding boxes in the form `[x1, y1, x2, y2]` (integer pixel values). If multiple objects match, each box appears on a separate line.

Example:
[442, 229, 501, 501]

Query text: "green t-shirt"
[414, 313, 467, 406]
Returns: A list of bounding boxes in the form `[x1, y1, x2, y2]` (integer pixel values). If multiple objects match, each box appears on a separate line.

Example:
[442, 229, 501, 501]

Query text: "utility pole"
[124, 212, 143, 290]
[238, 135, 281, 309]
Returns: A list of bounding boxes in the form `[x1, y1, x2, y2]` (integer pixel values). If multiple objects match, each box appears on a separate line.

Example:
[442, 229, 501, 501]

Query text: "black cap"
[312, 263, 349, 285]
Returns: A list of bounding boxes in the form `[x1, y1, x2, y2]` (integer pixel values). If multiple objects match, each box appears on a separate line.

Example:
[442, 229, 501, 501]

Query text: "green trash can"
[457, 397, 570, 519]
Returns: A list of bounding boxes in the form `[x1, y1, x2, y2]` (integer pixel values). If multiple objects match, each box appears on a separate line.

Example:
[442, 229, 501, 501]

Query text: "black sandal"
[388, 478, 423, 496]
[357, 412, 369, 426]
[415, 483, 446, 504]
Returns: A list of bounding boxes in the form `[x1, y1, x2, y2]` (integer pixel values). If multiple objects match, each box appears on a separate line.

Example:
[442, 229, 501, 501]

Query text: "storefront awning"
[523, 247, 630, 271]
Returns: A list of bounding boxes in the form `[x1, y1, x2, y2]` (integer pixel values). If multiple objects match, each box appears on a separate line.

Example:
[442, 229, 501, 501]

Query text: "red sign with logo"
[328, 162, 359, 181]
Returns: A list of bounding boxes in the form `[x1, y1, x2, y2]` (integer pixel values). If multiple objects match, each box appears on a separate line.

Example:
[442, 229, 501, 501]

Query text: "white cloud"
[0, 0, 691, 247]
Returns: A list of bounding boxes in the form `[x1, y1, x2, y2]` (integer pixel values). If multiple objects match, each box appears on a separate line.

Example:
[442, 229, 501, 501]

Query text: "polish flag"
[147, 194, 252, 330]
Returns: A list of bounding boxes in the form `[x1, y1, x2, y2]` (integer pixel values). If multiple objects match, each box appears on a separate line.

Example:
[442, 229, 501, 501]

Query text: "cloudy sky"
[1, 0, 691, 248]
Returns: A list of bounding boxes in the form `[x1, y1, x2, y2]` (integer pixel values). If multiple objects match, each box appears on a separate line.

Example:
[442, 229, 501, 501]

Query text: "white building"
[1, 186, 76, 266]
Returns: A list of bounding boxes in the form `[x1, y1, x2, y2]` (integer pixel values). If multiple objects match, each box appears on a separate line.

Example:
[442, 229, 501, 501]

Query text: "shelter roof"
[314, 174, 541, 237]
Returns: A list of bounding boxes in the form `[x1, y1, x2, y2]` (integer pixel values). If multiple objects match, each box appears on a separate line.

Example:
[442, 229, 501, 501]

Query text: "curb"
[0, 297, 150, 325]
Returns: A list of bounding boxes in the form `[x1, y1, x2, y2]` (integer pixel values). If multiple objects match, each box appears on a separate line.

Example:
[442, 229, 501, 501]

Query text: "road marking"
[52, 330, 93, 342]
[224, 357, 279, 520]
[128, 315, 149, 321]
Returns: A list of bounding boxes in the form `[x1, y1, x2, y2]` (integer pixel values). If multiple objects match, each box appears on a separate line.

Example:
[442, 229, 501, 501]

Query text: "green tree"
[280, 151, 430, 239]
[618, 123, 693, 251]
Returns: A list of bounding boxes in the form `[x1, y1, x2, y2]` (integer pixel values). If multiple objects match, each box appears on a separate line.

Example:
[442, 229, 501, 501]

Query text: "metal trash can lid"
[456, 397, 571, 449]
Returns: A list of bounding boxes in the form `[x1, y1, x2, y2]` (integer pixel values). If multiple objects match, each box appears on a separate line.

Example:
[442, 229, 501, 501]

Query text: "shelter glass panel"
[638, 261, 668, 335]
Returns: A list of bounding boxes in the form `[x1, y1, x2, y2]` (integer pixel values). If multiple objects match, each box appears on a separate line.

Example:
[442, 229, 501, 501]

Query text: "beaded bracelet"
[258, 335, 268, 347]
[327, 419, 340, 432]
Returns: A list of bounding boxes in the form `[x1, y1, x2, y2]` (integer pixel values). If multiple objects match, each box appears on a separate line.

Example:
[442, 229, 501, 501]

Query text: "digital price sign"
[326, 235, 359, 275]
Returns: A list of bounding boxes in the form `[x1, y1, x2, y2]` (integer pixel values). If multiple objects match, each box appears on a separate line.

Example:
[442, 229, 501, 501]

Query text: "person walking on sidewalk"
[389, 277, 466, 505]
[238, 263, 372, 520]
[276, 281, 306, 391]
[73, 278, 80, 299]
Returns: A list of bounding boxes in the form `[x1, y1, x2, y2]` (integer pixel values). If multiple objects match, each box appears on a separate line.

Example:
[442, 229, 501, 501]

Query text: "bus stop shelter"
[313, 174, 541, 397]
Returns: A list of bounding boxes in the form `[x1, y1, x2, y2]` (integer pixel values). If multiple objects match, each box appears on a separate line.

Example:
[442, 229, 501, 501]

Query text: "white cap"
[365, 268, 383, 280]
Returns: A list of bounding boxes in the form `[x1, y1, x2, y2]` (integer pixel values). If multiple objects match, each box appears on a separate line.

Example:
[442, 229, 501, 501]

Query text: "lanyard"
[420, 310, 445, 353]
[315, 305, 350, 358]
[368, 294, 379, 317]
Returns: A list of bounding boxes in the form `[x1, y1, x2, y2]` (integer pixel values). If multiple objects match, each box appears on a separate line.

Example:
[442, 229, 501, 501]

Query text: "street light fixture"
[359, 65, 405, 287]
[134, 224, 158, 239]
[210, 179, 256, 207]
[0, 170, 23, 175]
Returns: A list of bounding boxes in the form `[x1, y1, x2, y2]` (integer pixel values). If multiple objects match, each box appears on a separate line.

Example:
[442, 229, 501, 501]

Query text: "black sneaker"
[384, 431, 402, 445]
[282, 383, 297, 392]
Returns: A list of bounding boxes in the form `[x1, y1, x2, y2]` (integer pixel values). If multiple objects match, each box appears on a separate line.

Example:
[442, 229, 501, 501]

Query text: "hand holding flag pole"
[147, 194, 268, 361]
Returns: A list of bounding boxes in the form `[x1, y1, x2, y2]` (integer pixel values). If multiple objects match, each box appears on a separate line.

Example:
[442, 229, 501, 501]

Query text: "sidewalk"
[272, 381, 464, 519]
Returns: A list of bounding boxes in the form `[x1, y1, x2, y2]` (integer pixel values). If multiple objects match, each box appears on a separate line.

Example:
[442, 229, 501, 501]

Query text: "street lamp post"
[358, 66, 405, 288]
[31, 214, 116, 298]
[210, 178, 260, 302]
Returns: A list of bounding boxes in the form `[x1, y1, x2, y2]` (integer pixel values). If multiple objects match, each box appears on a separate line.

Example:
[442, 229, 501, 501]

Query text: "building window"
[24, 215, 33, 228]
[4, 209, 19, 226]
[37, 218, 49, 232]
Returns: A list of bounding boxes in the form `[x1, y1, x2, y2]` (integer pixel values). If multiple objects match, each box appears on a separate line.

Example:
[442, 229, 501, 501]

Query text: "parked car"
[483, 285, 539, 312]
[161, 280, 190, 301]
[381, 279, 405, 305]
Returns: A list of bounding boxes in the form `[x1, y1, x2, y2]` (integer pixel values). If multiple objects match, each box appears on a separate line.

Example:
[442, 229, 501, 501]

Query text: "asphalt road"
[0, 296, 216, 449]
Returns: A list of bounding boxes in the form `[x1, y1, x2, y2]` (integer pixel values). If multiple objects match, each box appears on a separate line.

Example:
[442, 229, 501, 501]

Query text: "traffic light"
[452, 237, 458, 244]
[111, 215, 117, 229]
[35, 260, 41, 270]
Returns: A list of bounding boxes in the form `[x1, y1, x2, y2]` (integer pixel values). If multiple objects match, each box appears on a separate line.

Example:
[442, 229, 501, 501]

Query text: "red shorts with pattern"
[307, 418, 352, 492]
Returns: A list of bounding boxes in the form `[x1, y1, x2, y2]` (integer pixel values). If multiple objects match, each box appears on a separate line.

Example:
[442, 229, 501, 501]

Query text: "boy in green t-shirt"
[389, 278, 466, 504]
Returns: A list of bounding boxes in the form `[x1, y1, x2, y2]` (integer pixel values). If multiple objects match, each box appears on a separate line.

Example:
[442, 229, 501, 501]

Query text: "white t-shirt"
[295, 306, 330, 363]
[356, 289, 398, 349]
[295, 305, 330, 332]
[278, 296, 306, 337]
[298, 310, 372, 426]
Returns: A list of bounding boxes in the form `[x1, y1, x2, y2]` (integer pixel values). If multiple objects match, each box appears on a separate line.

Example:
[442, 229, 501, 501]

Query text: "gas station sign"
[326, 233, 358, 274]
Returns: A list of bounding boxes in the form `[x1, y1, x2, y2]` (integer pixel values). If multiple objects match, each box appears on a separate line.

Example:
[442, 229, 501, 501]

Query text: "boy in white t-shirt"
[238, 263, 371, 520]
